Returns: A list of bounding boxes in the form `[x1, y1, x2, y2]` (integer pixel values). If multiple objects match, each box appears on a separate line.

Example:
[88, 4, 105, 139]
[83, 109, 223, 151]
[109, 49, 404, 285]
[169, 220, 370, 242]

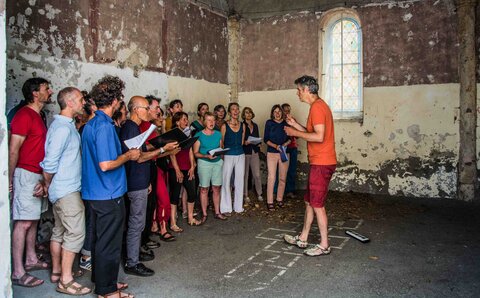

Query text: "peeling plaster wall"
[1, 0, 13, 296]
[238, 0, 463, 199]
[239, 13, 318, 92]
[6, 0, 228, 119]
[240, 84, 459, 198]
[6, 55, 169, 121]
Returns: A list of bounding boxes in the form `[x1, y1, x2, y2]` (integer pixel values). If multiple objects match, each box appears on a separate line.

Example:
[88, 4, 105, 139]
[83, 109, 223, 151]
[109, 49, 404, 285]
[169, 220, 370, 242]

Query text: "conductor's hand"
[285, 114, 297, 126]
[284, 126, 297, 137]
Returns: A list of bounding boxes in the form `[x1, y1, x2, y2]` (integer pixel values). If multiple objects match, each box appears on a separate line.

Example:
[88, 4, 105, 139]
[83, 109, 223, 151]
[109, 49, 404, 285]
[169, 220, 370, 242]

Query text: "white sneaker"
[304, 244, 331, 256]
[257, 195, 263, 201]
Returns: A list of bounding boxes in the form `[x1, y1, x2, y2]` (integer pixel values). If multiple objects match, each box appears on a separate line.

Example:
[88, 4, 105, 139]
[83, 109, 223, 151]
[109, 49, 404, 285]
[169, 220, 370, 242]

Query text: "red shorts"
[304, 165, 336, 208]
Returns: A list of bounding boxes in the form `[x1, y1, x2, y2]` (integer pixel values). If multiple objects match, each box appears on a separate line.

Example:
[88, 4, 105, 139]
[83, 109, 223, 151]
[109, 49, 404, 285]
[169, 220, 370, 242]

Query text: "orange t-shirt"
[306, 99, 337, 165]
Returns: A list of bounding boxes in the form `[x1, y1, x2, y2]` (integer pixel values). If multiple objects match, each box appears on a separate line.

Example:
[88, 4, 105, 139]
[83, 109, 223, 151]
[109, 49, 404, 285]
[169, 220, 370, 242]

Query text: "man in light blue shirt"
[40, 87, 91, 294]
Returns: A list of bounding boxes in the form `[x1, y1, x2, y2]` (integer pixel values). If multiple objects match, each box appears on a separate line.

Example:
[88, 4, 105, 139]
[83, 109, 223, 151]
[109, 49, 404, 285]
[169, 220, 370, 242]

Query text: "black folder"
[149, 128, 188, 149]
[179, 136, 199, 150]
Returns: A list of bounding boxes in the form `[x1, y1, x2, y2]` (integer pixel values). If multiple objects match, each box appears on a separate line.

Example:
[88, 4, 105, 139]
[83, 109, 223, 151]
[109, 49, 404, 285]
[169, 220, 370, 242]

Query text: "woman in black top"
[242, 107, 263, 203]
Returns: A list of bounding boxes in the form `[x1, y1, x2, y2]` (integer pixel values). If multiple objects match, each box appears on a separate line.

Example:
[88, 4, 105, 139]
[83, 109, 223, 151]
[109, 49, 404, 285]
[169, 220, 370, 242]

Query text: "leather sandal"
[56, 279, 92, 296]
[12, 273, 44, 287]
[170, 225, 184, 233]
[188, 218, 203, 226]
[214, 213, 227, 220]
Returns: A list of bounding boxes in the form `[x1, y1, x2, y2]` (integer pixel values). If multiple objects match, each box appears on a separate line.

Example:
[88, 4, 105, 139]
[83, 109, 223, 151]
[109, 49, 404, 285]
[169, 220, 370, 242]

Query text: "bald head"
[127, 96, 148, 113]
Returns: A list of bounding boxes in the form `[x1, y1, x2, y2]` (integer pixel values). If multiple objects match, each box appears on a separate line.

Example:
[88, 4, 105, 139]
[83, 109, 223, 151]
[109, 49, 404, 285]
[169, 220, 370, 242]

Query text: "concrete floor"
[13, 192, 480, 297]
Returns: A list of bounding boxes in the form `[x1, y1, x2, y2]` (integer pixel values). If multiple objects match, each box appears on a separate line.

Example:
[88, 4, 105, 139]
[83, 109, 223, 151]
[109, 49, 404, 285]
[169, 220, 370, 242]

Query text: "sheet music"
[247, 136, 262, 145]
[124, 124, 157, 149]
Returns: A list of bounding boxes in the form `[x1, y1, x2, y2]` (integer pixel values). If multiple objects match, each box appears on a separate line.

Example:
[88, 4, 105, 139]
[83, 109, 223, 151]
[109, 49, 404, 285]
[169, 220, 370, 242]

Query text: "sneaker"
[244, 196, 251, 204]
[124, 263, 155, 277]
[79, 256, 92, 271]
[139, 251, 155, 262]
[257, 195, 263, 201]
[304, 244, 331, 256]
[145, 240, 161, 249]
[284, 234, 308, 248]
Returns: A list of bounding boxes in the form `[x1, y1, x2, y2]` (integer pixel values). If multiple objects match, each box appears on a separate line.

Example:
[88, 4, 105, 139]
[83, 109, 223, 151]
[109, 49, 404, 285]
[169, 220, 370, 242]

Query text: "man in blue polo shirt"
[81, 76, 139, 298]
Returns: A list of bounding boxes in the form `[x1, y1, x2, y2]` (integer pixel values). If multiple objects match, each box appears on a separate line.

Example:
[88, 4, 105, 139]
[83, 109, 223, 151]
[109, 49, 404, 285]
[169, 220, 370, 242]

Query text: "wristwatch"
[160, 147, 165, 154]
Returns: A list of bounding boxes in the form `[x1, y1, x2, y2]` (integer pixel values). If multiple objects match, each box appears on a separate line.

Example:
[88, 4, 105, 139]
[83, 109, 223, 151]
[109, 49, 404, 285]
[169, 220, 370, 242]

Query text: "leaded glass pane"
[325, 17, 362, 115]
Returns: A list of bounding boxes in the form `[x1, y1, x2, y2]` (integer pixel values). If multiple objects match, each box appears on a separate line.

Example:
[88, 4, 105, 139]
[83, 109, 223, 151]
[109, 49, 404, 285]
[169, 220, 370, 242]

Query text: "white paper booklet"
[247, 136, 262, 145]
[124, 124, 157, 149]
[208, 147, 230, 157]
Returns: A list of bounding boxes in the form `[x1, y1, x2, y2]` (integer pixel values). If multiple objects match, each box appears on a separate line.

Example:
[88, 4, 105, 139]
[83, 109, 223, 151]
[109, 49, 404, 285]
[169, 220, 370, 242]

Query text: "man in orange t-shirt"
[283, 75, 337, 257]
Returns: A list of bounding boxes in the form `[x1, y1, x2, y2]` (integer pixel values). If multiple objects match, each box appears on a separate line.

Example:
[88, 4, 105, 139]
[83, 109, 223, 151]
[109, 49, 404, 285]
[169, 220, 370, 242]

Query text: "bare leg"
[25, 220, 39, 265]
[60, 249, 79, 283]
[314, 207, 329, 248]
[200, 187, 209, 216]
[12, 220, 33, 277]
[159, 220, 168, 235]
[50, 241, 62, 276]
[299, 202, 314, 242]
[58, 249, 91, 294]
[212, 186, 221, 215]
[170, 204, 177, 228]
[187, 202, 201, 224]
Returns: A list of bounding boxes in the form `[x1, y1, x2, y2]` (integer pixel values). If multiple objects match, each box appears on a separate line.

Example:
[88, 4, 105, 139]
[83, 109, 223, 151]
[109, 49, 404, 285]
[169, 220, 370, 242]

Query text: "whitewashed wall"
[1, 1, 13, 296]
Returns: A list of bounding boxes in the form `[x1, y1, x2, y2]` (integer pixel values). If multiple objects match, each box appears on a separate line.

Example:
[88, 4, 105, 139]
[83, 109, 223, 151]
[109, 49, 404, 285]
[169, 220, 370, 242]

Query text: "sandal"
[100, 290, 135, 298]
[50, 272, 61, 283]
[158, 231, 176, 242]
[214, 213, 227, 220]
[117, 282, 128, 291]
[25, 260, 51, 271]
[170, 225, 184, 233]
[12, 273, 44, 287]
[51, 268, 84, 283]
[201, 215, 208, 223]
[284, 234, 308, 248]
[267, 203, 275, 211]
[304, 244, 331, 256]
[276, 200, 285, 208]
[188, 218, 203, 226]
[56, 279, 92, 296]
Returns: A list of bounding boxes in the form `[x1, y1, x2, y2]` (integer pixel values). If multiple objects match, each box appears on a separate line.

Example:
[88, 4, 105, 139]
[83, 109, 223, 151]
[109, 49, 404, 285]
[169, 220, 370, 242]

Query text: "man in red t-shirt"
[9, 78, 53, 287]
[283, 75, 337, 257]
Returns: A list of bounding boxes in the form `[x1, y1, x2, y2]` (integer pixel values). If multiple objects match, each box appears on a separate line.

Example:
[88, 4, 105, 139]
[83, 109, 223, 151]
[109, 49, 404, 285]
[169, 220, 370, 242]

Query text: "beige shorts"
[12, 168, 48, 220]
[50, 192, 85, 253]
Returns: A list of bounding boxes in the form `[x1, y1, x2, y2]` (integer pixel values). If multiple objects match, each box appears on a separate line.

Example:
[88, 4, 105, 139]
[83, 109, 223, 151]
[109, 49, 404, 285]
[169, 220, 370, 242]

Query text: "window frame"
[319, 9, 363, 120]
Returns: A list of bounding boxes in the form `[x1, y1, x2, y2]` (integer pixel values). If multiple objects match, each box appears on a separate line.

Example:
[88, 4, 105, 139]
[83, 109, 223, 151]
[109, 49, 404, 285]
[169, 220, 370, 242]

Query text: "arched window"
[321, 11, 362, 119]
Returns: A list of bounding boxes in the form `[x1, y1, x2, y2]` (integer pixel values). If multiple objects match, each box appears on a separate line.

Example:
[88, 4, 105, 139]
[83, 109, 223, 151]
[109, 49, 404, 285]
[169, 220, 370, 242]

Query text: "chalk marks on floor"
[223, 218, 363, 292]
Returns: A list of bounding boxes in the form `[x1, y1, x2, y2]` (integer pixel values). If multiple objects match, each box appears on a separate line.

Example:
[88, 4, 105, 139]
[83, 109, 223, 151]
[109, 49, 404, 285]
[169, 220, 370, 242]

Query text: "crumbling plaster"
[238, 0, 465, 199]
[240, 84, 459, 198]
[6, 0, 229, 120]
